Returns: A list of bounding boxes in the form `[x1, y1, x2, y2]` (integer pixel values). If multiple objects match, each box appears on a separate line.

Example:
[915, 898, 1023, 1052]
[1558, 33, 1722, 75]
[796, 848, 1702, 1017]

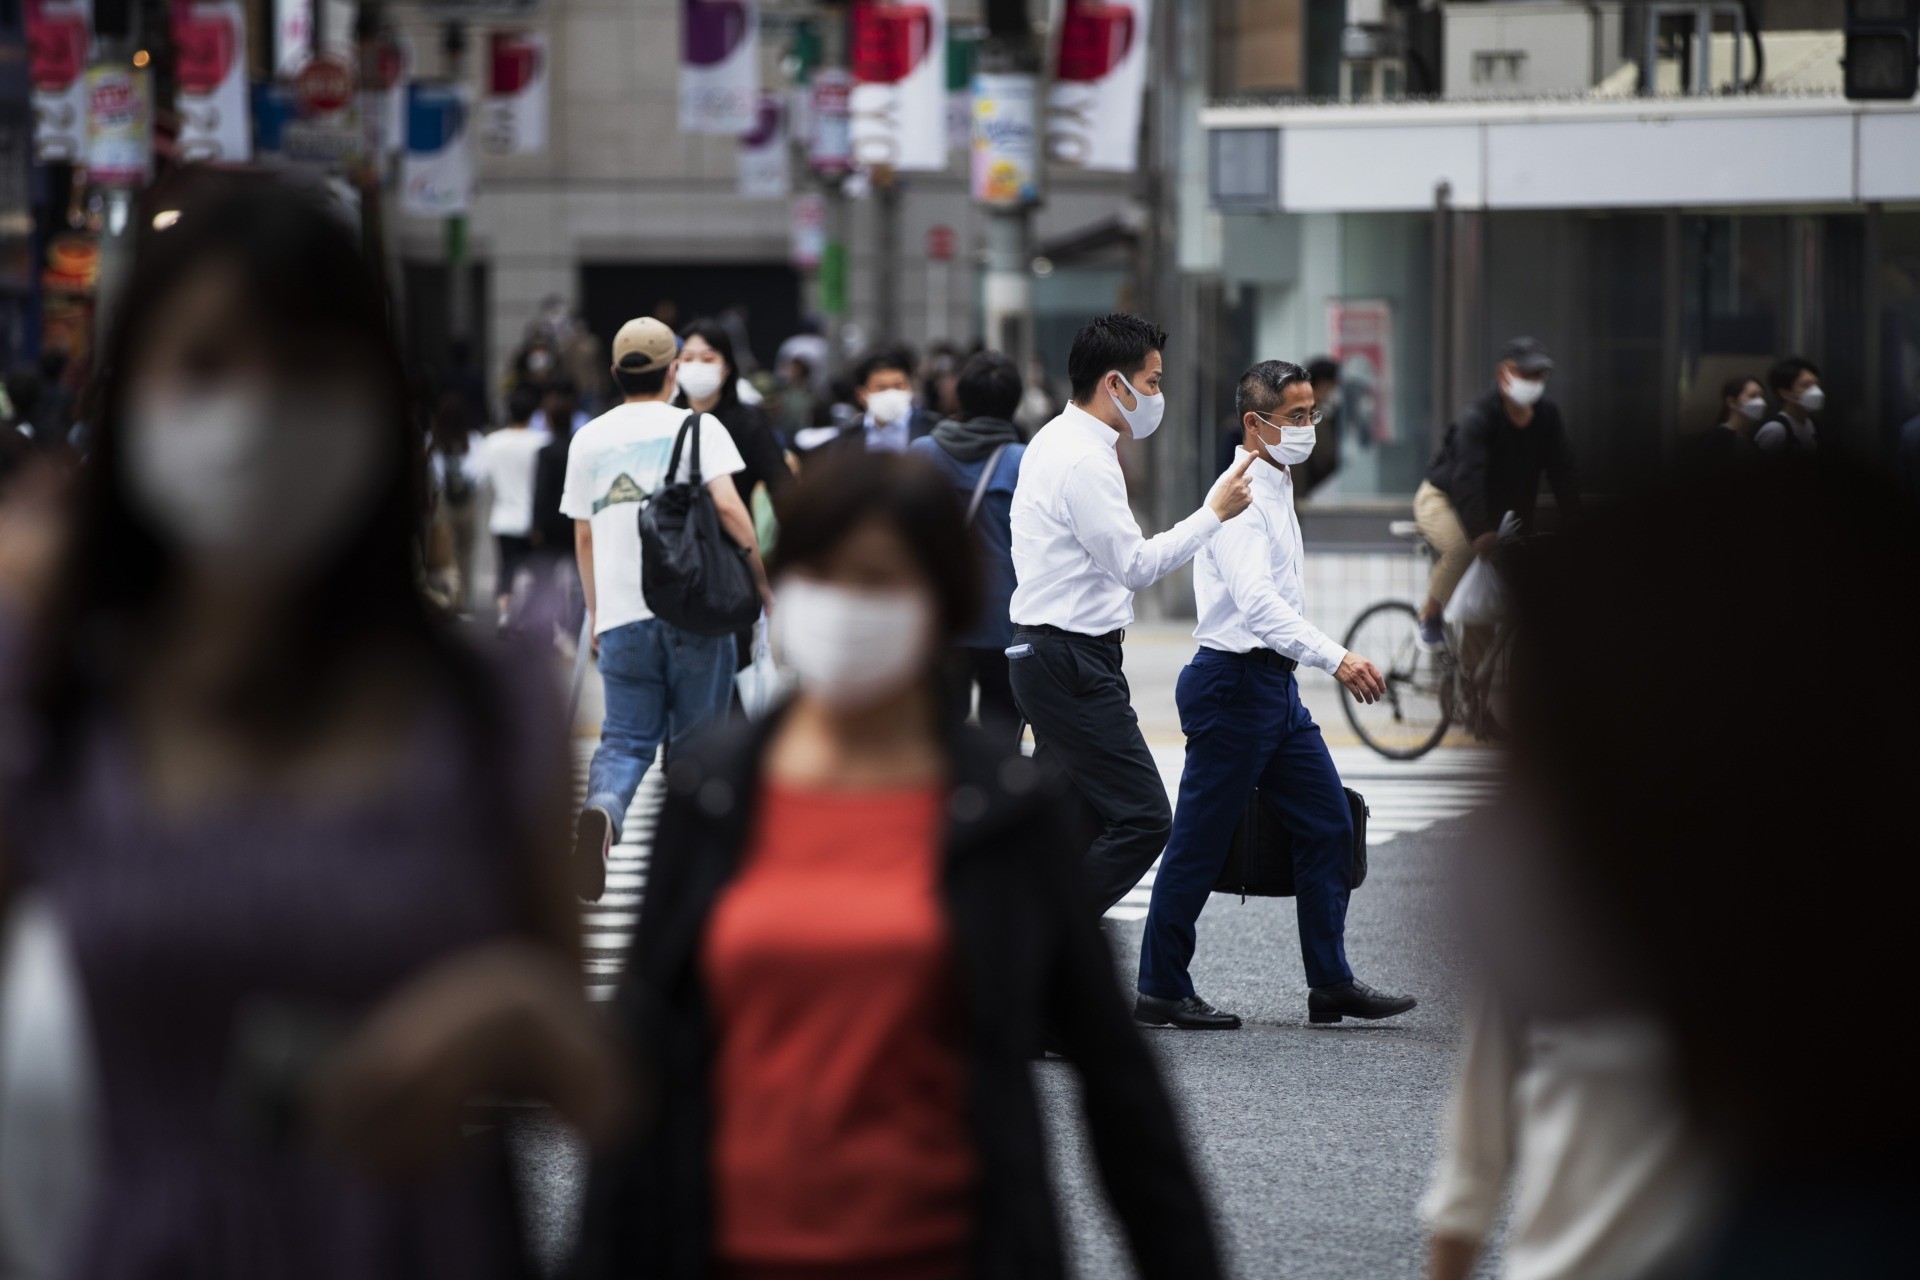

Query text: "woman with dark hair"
[673, 316, 793, 514]
[574, 449, 1219, 1280]
[1680, 375, 1765, 472]
[0, 174, 625, 1279]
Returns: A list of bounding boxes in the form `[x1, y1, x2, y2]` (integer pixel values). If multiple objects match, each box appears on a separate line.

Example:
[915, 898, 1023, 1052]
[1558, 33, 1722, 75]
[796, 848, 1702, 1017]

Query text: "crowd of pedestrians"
[2, 173, 1916, 1280]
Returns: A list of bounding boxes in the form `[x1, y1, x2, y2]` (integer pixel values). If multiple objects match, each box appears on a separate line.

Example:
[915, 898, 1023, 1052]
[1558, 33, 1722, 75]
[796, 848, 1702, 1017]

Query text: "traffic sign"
[295, 55, 354, 116]
[926, 224, 957, 261]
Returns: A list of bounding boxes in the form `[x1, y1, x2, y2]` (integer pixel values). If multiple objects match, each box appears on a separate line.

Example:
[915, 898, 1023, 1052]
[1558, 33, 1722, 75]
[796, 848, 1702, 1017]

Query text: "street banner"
[173, 1, 252, 163]
[849, 0, 947, 173]
[1327, 299, 1395, 444]
[273, 0, 355, 75]
[738, 94, 790, 199]
[1047, 0, 1150, 172]
[482, 30, 548, 154]
[86, 66, 153, 188]
[808, 68, 852, 175]
[945, 29, 974, 157]
[252, 81, 299, 155]
[971, 71, 1037, 205]
[401, 83, 473, 216]
[791, 191, 825, 268]
[681, 0, 759, 136]
[379, 35, 412, 157]
[26, 0, 92, 164]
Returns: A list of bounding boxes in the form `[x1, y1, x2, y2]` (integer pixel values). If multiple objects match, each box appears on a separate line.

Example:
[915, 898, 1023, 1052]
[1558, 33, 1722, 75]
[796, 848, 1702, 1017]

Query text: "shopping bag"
[733, 615, 789, 720]
[1445, 557, 1507, 627]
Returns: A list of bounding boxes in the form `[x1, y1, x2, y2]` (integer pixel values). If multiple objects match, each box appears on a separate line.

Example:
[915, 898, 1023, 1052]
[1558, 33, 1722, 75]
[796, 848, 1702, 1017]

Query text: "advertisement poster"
[1327, 299, 1395, 445]
[738, 95, 790, 199]
[274, 0, 355, 75]
[482, 30, 548, 154]
[680, 0, 759, 136]
[849, 0, 947, 173]
[173, 1, 252, 163]
[791, 191, 825, 268]
[401, 83, 473, 217]
[808, 68, 852, 175]
[27, 0, 92, 163]
[970, 71, 1037, 206]
[1046, 0, 1150, 173]
[86, 66, 153, 187]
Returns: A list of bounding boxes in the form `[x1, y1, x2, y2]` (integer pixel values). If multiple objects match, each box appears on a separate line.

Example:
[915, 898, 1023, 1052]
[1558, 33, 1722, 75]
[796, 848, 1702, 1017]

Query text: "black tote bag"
[637, 413, 761, 637]
[1211, 786, 1370, 899]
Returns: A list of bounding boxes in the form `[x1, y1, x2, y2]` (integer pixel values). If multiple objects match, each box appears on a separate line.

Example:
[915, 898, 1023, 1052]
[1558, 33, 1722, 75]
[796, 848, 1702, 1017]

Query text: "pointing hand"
[1207, 451, 1257, 522]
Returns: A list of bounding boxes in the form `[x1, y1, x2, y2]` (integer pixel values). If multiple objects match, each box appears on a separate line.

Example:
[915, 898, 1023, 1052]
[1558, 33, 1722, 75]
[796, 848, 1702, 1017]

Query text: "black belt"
[1220, 647, 1296, 672]
[1022, 623, 1127, 646]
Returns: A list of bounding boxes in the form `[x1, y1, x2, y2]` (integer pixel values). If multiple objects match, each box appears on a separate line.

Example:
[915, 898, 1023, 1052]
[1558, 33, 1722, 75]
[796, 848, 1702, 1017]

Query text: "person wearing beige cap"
[561, 316, 772, 900]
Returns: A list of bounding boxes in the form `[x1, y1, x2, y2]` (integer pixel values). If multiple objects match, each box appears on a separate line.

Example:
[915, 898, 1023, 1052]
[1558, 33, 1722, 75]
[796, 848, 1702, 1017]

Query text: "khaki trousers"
[1413, 480, 1473, 608]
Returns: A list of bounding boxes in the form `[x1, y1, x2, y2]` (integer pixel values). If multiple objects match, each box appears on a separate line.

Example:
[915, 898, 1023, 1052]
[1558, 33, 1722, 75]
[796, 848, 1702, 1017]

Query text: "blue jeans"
[1138, 649, 1355, 998]
[585, 619, 736, 841]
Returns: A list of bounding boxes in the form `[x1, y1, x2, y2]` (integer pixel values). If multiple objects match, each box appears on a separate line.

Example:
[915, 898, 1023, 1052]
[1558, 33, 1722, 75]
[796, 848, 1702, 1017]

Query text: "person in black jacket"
[672, 317, 795, 513]
[573, 450, 1220, 1280]
[1413, 336, 1578, 649]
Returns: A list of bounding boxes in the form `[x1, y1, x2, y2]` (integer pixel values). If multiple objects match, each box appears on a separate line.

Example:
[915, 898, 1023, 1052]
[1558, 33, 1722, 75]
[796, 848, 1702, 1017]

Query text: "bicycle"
[1340, 521, 1512, 761]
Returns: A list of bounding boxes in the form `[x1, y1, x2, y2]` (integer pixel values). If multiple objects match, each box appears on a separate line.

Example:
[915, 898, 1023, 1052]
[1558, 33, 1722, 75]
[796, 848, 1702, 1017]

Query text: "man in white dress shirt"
[1134, 359, 1416, 1030]
[1007, 314, 1257, 915]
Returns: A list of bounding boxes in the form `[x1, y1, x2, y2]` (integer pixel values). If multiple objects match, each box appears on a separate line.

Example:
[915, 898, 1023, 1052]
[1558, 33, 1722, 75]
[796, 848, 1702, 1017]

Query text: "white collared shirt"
[1192, 448, 1346, 673]
[864, 411, 911, 453]
[1009, 402, 1222, 634]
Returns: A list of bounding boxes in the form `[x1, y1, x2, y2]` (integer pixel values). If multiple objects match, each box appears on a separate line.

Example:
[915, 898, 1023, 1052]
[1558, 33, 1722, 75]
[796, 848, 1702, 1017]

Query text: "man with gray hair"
[1134, 359, 1416, 1030]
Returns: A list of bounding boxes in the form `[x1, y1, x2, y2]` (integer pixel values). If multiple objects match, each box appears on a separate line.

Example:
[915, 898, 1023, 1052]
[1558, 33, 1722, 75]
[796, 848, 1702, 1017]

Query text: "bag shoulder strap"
[661, 412, 705, 493]
[964, 443, 1011, 528]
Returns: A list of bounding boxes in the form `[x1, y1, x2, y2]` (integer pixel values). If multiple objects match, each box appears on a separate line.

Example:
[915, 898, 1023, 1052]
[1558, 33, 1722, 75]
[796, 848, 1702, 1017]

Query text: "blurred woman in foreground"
[0, 175, 624, 1279]
[575, 451, 1218, 1280]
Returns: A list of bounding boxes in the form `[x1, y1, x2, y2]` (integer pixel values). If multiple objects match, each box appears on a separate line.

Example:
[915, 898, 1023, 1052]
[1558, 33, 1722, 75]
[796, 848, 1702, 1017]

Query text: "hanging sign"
[849, 0, 947, 172]
[483, 30, 548, 154]
[681, 0, 759, 136]
[378, 35, 411, 157]
[808, 68, 852, 175]
[26, 0, 92, 164]
[1047, 0, 1150, 173]
[1327, 299, 1395, 445]
[86, 66, 153, 187]
[738, 94, 790, 198]
[173, 1, 252, 163]
[401, 82, 473, 216]
[971, 71, 1037, 205]
[791, 191, 825, 268]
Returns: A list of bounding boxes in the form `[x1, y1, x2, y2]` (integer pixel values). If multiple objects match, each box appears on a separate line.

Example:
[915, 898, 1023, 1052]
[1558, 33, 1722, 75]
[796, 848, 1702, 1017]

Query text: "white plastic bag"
[1445, 557, 1507, 627]
[733, 615, 790, 720]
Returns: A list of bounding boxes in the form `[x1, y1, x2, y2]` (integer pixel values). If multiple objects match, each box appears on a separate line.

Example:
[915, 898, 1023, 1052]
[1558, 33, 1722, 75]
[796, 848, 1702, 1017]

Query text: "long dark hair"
[672, 316, 741, 417]
[24, 173, 496, 777]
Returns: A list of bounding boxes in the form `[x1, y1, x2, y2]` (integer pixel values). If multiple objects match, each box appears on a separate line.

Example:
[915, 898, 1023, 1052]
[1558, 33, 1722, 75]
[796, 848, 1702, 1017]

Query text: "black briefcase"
[1211, 786, 1369, 899]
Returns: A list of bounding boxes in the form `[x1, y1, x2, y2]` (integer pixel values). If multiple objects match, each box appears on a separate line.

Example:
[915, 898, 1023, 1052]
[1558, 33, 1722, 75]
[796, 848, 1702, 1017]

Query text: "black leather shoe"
[1134, 993, 1242, 1030]
[1308, 980, 1416, 1024]
[574, 807, 611, 903]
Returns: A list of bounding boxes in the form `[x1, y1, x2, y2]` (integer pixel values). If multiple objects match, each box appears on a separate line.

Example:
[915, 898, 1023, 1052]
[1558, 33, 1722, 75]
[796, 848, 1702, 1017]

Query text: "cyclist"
[1413, 337, 1579, 650]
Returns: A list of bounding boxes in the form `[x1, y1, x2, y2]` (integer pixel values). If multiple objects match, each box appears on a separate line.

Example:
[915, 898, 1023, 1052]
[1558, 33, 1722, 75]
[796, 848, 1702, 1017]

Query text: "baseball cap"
[612, 317, 678, 374]
[1499, 336, 1554, 376]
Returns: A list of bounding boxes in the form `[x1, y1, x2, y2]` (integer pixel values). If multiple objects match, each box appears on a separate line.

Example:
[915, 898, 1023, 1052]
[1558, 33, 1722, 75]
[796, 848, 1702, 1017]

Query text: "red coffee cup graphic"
[1057, 0, 1135, 84]
[851, 1, 932, 85]
[29, 11, 89, 91]
[685, 0, 748, 67]
[490, 33, 542, 95]
[173, 9, 238, 97]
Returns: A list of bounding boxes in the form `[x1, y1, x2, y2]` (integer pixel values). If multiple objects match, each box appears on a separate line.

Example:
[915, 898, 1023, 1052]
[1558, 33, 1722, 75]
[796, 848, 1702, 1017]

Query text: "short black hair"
[1067, 314, 1167, 402]
[955, 351, 1023, 422]
[1307, 357, 1340, 386]
[1767, 357, 1819, 397]
[1721, 375, 1760, 403]
[506, 383, 542, 424]
[771, 449, 981, 644]
[853, 346, 913, 389]
[613, 365, 670, 397]
[1235, 360, 1311, 419]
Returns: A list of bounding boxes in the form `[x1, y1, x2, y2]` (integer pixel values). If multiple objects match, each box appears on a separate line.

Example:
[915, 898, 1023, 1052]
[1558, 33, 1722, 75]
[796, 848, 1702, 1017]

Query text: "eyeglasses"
[1260, 409, 1324, 429]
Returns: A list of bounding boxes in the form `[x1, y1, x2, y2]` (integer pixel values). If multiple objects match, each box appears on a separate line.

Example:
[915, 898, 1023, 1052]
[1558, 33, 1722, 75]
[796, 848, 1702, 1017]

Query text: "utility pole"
[354, 0, 391, 308]
[977, 0, 1040, 371]
[817, 2, 850, 366]
[442, 18, 470, 349]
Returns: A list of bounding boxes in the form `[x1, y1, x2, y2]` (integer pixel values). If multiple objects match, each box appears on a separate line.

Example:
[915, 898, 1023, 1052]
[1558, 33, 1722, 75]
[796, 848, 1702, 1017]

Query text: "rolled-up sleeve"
[1062, 456, 1219, 593]
[1213, 517, 1346, 673]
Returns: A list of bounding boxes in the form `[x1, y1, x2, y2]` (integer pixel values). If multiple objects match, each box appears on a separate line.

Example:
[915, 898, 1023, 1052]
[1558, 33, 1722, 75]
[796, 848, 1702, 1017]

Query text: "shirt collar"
[1237, 445, 1290, 493]
[1063, 401, 1121, 451]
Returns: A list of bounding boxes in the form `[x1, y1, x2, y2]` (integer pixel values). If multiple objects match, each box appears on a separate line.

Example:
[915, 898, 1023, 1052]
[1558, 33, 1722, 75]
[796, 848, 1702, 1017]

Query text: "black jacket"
[572, 713, 1221, 1280]
[678, 397, 795, 509]
[1426, 389, 1579, 539]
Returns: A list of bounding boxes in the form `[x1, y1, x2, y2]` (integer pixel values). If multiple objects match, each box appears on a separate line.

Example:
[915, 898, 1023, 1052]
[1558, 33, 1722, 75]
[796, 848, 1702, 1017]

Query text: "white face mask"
[126, 382, 385, 581]
[1796, 385, 1825, 413]
[771, 577, 934, 712]
[1108, 371, 1165, 440]
[866, 387, 914, 426]
[1737, 396, 1769, 422]
[675, 360, 727, 403]
[1504, 374, 1546, 407]
[526, 349, 554, 376]
[1253, 412, 1315, 465]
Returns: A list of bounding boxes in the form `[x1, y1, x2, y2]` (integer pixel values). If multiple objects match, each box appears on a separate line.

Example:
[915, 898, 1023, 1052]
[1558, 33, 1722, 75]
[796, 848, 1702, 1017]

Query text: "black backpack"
[637, 413, 760, 636]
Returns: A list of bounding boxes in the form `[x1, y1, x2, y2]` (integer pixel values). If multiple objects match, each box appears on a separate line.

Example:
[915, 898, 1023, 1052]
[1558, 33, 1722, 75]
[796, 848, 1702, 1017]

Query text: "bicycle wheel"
[1341, 600, 1451, 760]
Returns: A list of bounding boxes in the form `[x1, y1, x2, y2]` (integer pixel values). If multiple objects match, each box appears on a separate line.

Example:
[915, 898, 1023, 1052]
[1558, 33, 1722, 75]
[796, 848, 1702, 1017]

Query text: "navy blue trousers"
[1138, 649, 1355, 998]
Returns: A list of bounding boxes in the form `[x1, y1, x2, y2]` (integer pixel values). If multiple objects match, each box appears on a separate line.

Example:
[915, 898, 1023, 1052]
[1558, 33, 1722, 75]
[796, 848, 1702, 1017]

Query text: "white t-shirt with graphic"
[560, 401, 745, 635]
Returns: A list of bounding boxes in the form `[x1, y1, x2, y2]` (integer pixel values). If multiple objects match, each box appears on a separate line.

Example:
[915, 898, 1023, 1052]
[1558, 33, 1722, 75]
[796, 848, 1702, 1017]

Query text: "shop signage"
[970, 71, 1037, 205]
[808, 68, 852, 174]
[86, 65, 153, 187]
